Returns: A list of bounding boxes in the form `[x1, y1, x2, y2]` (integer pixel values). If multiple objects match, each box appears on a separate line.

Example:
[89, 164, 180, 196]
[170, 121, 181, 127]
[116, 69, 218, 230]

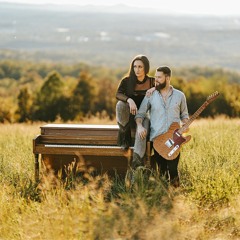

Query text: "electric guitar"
[153, 91, 219, 160]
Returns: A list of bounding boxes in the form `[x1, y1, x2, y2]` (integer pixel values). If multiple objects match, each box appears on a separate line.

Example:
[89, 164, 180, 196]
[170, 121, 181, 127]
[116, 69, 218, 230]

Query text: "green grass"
[180, 119, 240, 207]
[0, 119, 240, 239]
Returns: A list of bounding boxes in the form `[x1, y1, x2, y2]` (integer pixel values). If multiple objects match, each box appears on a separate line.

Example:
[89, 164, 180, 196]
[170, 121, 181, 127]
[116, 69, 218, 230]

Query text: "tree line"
[0, 60, 239, 123]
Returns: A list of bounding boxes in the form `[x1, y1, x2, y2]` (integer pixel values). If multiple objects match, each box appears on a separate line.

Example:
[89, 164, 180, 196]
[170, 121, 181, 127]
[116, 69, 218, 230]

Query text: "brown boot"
[117, 122, 131, 150]
[171, 176, 180, 188]
[131, 152, 144, 169]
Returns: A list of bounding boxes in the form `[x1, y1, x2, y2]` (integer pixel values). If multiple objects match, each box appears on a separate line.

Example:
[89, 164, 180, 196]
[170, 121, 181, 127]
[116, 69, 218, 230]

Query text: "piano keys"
[33, 124, 151, 181]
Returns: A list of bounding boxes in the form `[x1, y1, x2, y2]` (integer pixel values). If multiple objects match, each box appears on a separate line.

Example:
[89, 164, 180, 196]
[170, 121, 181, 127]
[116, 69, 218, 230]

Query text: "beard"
[155, 80, 166, 91]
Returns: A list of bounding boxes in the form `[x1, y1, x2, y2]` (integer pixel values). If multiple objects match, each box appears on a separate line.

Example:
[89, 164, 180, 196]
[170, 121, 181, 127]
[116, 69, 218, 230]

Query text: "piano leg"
[35, 154, 39, 182]
[146, 141, 151, 168]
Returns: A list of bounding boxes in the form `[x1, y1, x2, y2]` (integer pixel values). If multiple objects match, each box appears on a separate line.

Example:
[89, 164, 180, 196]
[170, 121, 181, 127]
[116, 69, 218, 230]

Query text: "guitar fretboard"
[178, 91, 219, 134]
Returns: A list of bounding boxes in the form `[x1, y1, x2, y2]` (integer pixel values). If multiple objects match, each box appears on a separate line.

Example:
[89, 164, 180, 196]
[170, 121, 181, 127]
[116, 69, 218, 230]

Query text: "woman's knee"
[116, 101, 129, 112]
[116, 101, 130, 125]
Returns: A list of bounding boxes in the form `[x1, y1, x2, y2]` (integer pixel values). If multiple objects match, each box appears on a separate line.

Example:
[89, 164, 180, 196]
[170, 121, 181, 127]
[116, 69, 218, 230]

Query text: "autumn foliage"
[0, 60, 239, 123]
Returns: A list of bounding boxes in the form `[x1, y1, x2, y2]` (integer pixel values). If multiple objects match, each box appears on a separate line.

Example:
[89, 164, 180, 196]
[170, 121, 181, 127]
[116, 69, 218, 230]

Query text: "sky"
[1, 0, 240, 15]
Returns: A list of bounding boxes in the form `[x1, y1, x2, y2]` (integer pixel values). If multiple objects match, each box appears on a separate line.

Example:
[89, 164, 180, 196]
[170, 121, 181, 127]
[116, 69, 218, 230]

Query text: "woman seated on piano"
[115, 54, 155, 168]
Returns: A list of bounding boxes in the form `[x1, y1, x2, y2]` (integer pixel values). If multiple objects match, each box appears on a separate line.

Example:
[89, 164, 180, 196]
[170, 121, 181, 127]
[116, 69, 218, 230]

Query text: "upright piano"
[33, 124, 151, 181]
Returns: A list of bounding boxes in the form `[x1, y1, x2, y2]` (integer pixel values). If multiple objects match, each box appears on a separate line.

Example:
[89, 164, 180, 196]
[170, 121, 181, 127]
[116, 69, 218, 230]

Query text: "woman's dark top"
[116, 75, 155, 109]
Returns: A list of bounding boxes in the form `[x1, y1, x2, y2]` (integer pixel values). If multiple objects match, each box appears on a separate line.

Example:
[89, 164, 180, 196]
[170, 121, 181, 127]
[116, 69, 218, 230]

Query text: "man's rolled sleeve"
[135, 96, 150, 120]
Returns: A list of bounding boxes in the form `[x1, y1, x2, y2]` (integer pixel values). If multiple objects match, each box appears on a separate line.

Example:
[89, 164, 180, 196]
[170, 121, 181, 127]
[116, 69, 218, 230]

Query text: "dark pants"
[153, 147, 180, 187]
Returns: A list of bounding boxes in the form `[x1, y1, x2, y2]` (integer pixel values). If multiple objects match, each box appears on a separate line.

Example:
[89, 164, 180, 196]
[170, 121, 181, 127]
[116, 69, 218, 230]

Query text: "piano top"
[40, 124, 119, 136]
[41, 124, 119, 129]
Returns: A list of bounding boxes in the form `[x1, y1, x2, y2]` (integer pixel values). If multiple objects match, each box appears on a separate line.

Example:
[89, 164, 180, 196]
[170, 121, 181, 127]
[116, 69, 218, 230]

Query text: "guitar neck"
[178, 101, 209, 134]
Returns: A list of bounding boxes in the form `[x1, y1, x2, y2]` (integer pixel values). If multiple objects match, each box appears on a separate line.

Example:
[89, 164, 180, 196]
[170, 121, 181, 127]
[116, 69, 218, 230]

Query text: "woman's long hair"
[126, 55, 150, 96]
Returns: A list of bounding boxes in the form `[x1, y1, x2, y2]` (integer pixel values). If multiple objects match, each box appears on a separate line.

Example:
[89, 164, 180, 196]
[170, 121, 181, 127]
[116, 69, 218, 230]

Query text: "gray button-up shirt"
[135, 86, 189, 141]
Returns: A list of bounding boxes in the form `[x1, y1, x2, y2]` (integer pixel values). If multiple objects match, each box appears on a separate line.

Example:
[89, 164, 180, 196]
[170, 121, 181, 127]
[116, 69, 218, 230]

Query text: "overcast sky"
[1, 0, 239, 15]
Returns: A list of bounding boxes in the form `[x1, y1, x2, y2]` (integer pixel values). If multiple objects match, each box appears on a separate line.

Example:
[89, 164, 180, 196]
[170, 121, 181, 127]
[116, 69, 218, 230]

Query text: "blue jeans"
[116, 101, 149, 158]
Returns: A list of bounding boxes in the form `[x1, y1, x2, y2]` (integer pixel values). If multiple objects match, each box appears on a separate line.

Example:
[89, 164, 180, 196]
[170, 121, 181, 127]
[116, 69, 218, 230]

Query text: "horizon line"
[1, 1, 240, 16]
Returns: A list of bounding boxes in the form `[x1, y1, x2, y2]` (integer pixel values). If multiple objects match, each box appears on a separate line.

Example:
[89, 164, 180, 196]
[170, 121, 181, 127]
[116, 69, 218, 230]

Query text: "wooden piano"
[33, 124, 151, 181]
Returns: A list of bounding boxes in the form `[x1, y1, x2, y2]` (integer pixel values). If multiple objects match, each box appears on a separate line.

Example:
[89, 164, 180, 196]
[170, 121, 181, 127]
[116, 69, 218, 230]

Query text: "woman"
[116, 54, 155, 168]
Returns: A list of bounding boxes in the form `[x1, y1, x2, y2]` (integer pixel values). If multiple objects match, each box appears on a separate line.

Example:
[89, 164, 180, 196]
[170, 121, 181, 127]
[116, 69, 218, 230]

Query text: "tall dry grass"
[0, 118, 240, 240]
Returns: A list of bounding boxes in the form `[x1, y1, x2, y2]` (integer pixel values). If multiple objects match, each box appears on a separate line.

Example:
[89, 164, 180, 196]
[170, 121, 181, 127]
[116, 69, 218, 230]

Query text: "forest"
[0, 59, 240, 123]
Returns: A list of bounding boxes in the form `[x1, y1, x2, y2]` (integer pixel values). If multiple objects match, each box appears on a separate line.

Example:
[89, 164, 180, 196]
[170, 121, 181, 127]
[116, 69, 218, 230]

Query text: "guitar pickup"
[165, 138, 174, 148]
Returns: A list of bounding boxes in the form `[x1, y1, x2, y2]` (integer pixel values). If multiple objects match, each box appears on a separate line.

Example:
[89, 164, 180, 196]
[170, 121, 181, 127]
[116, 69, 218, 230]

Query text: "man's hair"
[156, 66, 171, 77]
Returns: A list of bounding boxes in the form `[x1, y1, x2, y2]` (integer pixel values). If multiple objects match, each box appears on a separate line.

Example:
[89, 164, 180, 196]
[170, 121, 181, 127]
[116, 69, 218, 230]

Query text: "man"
[135, 66, 189, 187]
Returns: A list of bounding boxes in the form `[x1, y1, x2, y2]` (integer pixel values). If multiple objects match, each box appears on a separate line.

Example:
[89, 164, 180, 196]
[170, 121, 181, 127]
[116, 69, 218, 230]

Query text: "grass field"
[0, 118, 240, 240]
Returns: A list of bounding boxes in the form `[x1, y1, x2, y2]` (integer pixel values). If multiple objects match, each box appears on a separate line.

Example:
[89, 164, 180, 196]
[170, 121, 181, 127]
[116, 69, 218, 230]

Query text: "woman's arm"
[145, 87, 156, 97]
[116, 78, 129, 102]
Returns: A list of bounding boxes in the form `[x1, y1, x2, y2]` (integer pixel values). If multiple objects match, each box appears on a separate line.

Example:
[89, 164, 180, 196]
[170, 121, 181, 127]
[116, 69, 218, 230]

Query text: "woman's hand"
[146, 87, 156, 97]
[127, 98, 137, 115]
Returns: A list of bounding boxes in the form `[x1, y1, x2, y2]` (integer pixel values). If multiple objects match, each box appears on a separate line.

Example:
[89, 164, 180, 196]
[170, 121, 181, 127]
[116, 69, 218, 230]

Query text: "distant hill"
[0, 2, 240, 72]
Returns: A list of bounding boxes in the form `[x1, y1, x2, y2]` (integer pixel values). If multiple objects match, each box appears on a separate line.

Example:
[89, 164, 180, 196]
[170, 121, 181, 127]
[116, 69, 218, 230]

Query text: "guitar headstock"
[206, 91, 219, 103]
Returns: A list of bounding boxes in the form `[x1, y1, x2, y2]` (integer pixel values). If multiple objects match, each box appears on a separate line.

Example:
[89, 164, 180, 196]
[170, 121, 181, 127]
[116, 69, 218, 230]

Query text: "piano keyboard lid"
[45, 144, 134, 149]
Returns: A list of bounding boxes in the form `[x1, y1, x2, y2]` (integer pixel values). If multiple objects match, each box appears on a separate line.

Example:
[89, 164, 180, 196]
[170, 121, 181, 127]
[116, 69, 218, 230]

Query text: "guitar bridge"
[168, 145, 179, 157]
[165, 138, 174, 148]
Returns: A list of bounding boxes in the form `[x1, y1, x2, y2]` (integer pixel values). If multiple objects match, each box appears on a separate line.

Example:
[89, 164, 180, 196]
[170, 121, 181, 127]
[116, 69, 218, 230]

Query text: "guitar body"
[153, 122, 191, 160]
[153, 91, 219, 160]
